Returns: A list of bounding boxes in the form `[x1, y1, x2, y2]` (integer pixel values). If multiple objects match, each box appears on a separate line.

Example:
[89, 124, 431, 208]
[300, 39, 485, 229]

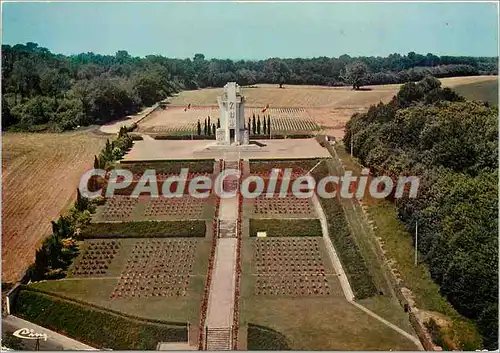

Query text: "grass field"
[1, 131, 106, 283]
[30, 236, 211, 324]
[167, 77, 497, 108]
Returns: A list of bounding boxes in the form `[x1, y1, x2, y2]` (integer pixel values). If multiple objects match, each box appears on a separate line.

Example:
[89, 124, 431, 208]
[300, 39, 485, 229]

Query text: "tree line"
[343, 76, 498, 349]
[1, 42, 497, 132]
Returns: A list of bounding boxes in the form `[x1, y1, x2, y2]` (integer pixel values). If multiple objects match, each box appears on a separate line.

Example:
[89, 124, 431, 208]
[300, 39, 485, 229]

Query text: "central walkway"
[204, 159, 240, 350]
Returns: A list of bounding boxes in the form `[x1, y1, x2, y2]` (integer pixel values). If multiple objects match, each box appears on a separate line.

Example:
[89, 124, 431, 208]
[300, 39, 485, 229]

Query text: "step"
[206, 328, 232, 351]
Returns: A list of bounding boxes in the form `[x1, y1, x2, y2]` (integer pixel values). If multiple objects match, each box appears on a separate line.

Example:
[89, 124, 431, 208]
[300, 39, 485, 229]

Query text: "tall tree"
[266, 59, 292, 88]
[197, 120, 201, 135]
[257, 115, 261, 134]
[252, 115, 256, 135]
[341, 61, 369, 90]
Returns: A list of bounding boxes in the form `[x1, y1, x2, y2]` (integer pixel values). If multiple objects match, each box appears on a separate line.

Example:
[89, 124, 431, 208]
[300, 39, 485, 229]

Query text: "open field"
[167, 76, 497, 108]
[161, 76, 497, 139]
[30, 236, 211, 324]
[1, 132, 107, 283]
[239, 237, 419, 350]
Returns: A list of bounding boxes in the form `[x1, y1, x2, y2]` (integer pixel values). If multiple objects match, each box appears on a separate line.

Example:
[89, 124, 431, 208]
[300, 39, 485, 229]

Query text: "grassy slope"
[13, 289, 186, 349]
[453, 80, 498, 105]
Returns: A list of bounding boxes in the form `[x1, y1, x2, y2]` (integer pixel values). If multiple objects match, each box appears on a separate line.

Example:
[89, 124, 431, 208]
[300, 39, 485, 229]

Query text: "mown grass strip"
[13, 289, 187, 349]
[249, 219, 322, 237]
[80, 220, 206, 239]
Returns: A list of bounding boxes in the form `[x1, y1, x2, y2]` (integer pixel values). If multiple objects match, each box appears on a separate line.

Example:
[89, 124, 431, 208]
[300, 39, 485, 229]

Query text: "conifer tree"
[252, 116, 256, 135]
[197, 120, 201, 135]
[257, 115, 261, 135]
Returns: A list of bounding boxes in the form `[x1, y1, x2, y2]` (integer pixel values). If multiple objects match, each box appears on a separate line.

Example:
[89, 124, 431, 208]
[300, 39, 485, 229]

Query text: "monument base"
[202, 141, 262, 151]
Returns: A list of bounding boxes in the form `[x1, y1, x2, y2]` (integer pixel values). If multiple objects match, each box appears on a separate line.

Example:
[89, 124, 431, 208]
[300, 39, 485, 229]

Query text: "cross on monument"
[216, 82, 249, 145]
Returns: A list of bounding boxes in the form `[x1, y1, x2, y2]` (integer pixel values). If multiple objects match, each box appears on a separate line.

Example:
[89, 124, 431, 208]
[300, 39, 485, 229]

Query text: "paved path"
[2, 315, 97, 350]
[99, 104, 159, 134]
[205, 238, 237, 328]
[204, 159, 240, 349]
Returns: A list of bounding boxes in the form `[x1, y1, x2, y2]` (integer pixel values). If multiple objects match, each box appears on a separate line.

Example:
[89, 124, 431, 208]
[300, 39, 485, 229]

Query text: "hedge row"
[118, 159, 215, 174]
[249, 219, 322, 237]
[80, 220, 206, 239]
[247, 323, 291, 350]
[13, 289, 187, 350]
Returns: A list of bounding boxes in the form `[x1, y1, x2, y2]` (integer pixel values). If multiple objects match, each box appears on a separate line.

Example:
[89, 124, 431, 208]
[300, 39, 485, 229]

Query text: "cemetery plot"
[144, 196, 207, 219]
[253, 238, 334, 297]
[101, 196, 139, 221]
[252, 194, 314, 217]
[146, 123, 198, 134]
[110, 239, 198, 299]
[267, 117, 320, 133]
[71, 240, 121, 277]
[137, 106, 320, 136]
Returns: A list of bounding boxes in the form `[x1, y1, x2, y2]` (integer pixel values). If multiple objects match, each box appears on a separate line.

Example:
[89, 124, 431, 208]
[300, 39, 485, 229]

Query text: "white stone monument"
[216, 82, 248, 146]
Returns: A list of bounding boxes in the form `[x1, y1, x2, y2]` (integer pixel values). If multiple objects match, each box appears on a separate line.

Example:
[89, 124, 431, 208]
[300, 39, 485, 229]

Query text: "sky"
[2, 1, 498, 59]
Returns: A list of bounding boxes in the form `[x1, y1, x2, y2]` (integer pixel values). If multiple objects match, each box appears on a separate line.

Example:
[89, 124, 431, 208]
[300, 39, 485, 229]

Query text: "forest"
[1, 42, 498, 131]
[343, 77, 498, 350]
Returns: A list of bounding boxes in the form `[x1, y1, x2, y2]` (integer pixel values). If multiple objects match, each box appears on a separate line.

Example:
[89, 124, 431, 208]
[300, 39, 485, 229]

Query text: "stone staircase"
[205, 327, 232, 350]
